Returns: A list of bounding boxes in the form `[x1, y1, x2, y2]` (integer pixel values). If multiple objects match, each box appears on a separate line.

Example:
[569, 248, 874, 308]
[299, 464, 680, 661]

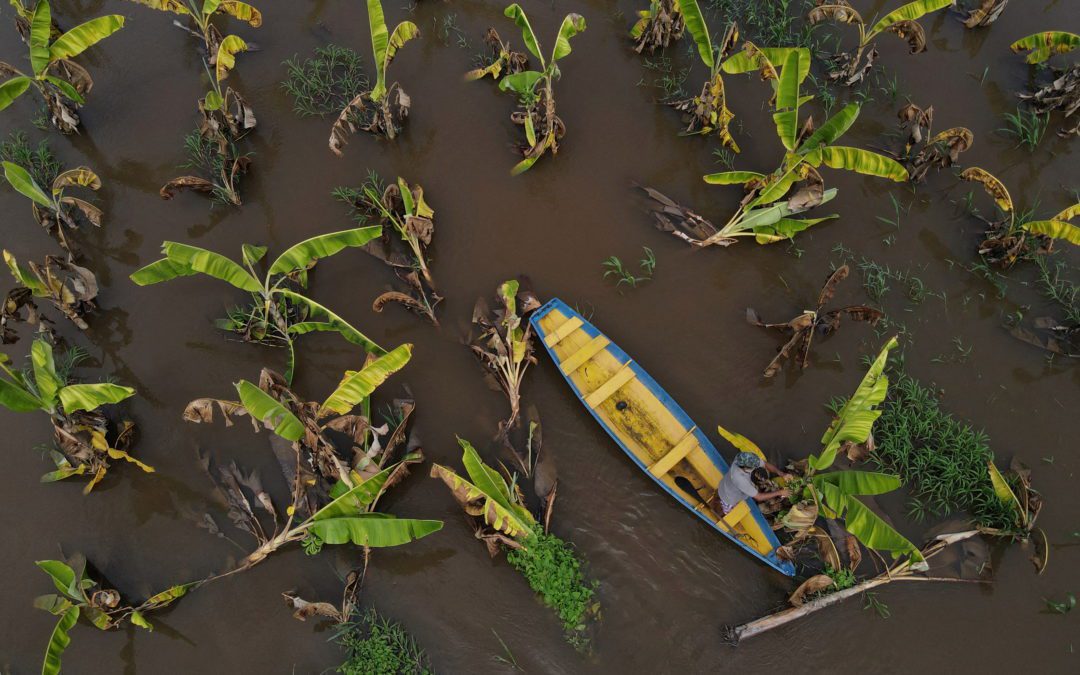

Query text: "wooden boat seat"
[648, 427, 699, 476]
[559, 335, 611, 375]
[719, 500, 751, 529]
[584, 362, 636, 408]
[544, 316, 583, 348]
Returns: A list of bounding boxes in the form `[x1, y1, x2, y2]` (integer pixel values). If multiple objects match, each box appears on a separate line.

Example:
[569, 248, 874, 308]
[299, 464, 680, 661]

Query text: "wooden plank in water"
[585, 362, 635, 408]
[648, 427, 699, 477]
[559, 335, 611, 374]
[544, 316, 583, 348]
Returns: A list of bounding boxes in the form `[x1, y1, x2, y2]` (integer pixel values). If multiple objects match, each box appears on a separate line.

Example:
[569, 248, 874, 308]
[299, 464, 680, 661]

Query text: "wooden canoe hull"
[530, 298, 795, 577]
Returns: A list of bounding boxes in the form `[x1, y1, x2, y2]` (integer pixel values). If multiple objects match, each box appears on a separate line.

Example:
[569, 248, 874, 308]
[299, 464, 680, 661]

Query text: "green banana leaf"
[215, 34, 248, 82]
[703, 170, 766, 185]
[48, 15, 126, 63]
[235, 379, 304, 441]
[217, 1, 262, 26]
[0, 76, 32, 111]
[987, 460, 1023, 523]
[1010, 31, 1080, 64]
[319, 343, 412, 415]
[753, 215, 838, 244]
[29, 0, 51, 76]
[41, 606, 79, 675]
[676, 0, 713, 69]
[1022, 219, 1080, 245]
[160, 242, 262, 292]
[36, 560, 80, 597]
[722, 46, 811, 83]
[306, 511, 443, 547]
[798, 102, 860, 154]
[58, 383, 136, 413]
[866, 0, 953, 40]
[268, 226, 382, 276]
[737, 189, 838, 232]
[498, 70, 543, 97]
[2, 161, 51, 207]
[31, 339, 61, 409]
[812, 336, 898, 471]
[128, 258, 198, 286]
[813, 470, 902, 496]
[550, 13, 586, 62]
[504, 4, 544, 65]
[0, 377, 45, 411]
[241, 244, 267, 267]
[327, 466, 392, 508]
[126, 0, 192, 15]
[279, 290, 386, 355]
[817, 146, 908, 181]
[820, 482, 922, 561]
[460, 438, 515, 510]
[430, 461, 535, 538]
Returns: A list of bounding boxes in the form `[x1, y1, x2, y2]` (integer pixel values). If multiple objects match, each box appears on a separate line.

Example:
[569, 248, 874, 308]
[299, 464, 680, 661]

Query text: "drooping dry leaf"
[789, 574, 834, 606]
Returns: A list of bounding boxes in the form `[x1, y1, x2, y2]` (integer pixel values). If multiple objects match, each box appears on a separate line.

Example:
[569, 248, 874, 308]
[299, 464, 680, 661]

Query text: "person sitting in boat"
[712, 452, 791, 516]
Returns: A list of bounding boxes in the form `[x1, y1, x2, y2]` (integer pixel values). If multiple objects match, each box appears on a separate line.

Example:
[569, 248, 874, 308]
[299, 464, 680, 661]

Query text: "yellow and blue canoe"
[530, 298, 795, 576]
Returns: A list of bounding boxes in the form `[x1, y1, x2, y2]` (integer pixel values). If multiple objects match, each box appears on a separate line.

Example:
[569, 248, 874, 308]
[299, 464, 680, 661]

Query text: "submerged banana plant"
[329, 0, 419, 154]
[0, 337, 151, 492]
[334, 174, 441, 325]
[958, 0, 1007, 28]
[667, 0, 739, 149]
[130, 228, 385, 382]
[185, 351, 441, 579]
[483, 3, 586, 175]
[123, 0, 262, 56]
[1010, 32, 1080, 137]
[894, 102, 974, 182]
[2, 160, 101, 254]
[807, 0, 954, 86]
[960, 167, 1080, 265]
[629, 0, 684, 53]
[0, 0, 125, 132]
[464, 27, 529, 81]
[650, 48, 907, 247]
[3, 250, 98, 335]
[35, 557, 196, 675]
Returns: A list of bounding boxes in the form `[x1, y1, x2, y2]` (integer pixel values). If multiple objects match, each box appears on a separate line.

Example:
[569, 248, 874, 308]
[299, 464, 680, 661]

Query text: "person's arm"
[753, 489, 790, 501]
[764, 461, 794, 481]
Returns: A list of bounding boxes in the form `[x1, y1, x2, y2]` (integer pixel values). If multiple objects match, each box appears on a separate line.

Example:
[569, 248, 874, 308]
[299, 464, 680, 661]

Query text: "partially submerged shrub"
[629, 0, 685, 53]
[1, 1, 125, 133]
[0, 337, 151, 492]
[131, 228, 385, 382]
[667, 1, 739, 149]
[2, 160, 102, 254]
[334, 174, 441, 324]
[283, 44, 368, 117]
[471, 4, 587, 174]
[464, 28, 528, 81]
[3, 250, 98, 337]
[328, 0, 420, 154]
[806, 0, 953, 86]
[958, 0, 1008, 28]
[1010, 32, 1080, 138]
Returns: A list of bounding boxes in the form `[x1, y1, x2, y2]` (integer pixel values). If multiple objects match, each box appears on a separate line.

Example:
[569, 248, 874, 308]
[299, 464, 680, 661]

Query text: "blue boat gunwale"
[530, 298, 795, 577]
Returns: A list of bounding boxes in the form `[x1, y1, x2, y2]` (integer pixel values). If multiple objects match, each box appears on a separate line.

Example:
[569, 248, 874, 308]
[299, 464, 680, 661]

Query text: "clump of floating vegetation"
[1, 1, 125, 133]
[282, 45, 369, 118]
[645, 47, 908, 247]
[328, 0, 420, 154]
[130, 227, 385, 383]
[806, 0, 953, 86]
[432, 438, 596, 649]
[0, 336, 150, 491]
[469, 4, 587, 174]
[335, 608, 433, 675]
[1010, 31, 1079, 138]
[2, 158, 102, 256]
[893, 102, 974, 183]
[0, 131, 60, 188]
[334, 173, 441, 324]
[747, 265, 881, 377]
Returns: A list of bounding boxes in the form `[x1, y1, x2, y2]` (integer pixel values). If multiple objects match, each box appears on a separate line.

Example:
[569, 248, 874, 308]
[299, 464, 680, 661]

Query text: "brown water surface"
[1, 0, 1078, 672]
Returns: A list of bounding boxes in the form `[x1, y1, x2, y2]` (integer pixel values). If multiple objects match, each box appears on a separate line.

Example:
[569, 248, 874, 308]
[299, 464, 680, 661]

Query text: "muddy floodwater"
[1, 0, 1078, 672]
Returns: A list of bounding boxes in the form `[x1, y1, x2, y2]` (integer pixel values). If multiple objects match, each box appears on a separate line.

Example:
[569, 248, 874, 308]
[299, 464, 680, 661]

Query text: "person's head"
[734, 451, 763, 473]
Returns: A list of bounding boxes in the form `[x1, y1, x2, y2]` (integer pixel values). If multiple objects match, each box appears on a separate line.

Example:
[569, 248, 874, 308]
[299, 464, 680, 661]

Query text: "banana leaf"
[41, 606, 79, 675]
[29, 0, 51, 76]
[215, 35, 248, 82]
[319, 343, 412, 415]
[2, 161, 51, 207]
[279, 290, 386, 355]
[268, 226, 382, 276]
[160, 242, 262, 292]
[1009, 31, 1079, 64]
[48, 15, 126, 63]
[676, 0, 713, 69]
[817, 146, 908, 181]
[31, 339, 61, 409]
[59, 383, 135, 414]
[0, 77, 32, 111]
[866, 0, 953, 39]
[550, 13, 586, 62]
[504, 4, 544, 65]
[235, 379, 303, 441]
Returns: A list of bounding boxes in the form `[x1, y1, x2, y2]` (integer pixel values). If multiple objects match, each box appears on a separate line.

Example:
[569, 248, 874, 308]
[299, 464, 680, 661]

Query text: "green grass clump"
[506, 531, 597, 648]
[282, 45, 369, 118]
[0, 131, 62, 187]
[869, 370, 1017, 529]
[336, 609, 432, 675]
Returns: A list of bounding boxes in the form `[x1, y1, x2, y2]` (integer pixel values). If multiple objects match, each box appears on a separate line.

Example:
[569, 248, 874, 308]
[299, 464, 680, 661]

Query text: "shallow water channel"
[1, 0, 1078, 672]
